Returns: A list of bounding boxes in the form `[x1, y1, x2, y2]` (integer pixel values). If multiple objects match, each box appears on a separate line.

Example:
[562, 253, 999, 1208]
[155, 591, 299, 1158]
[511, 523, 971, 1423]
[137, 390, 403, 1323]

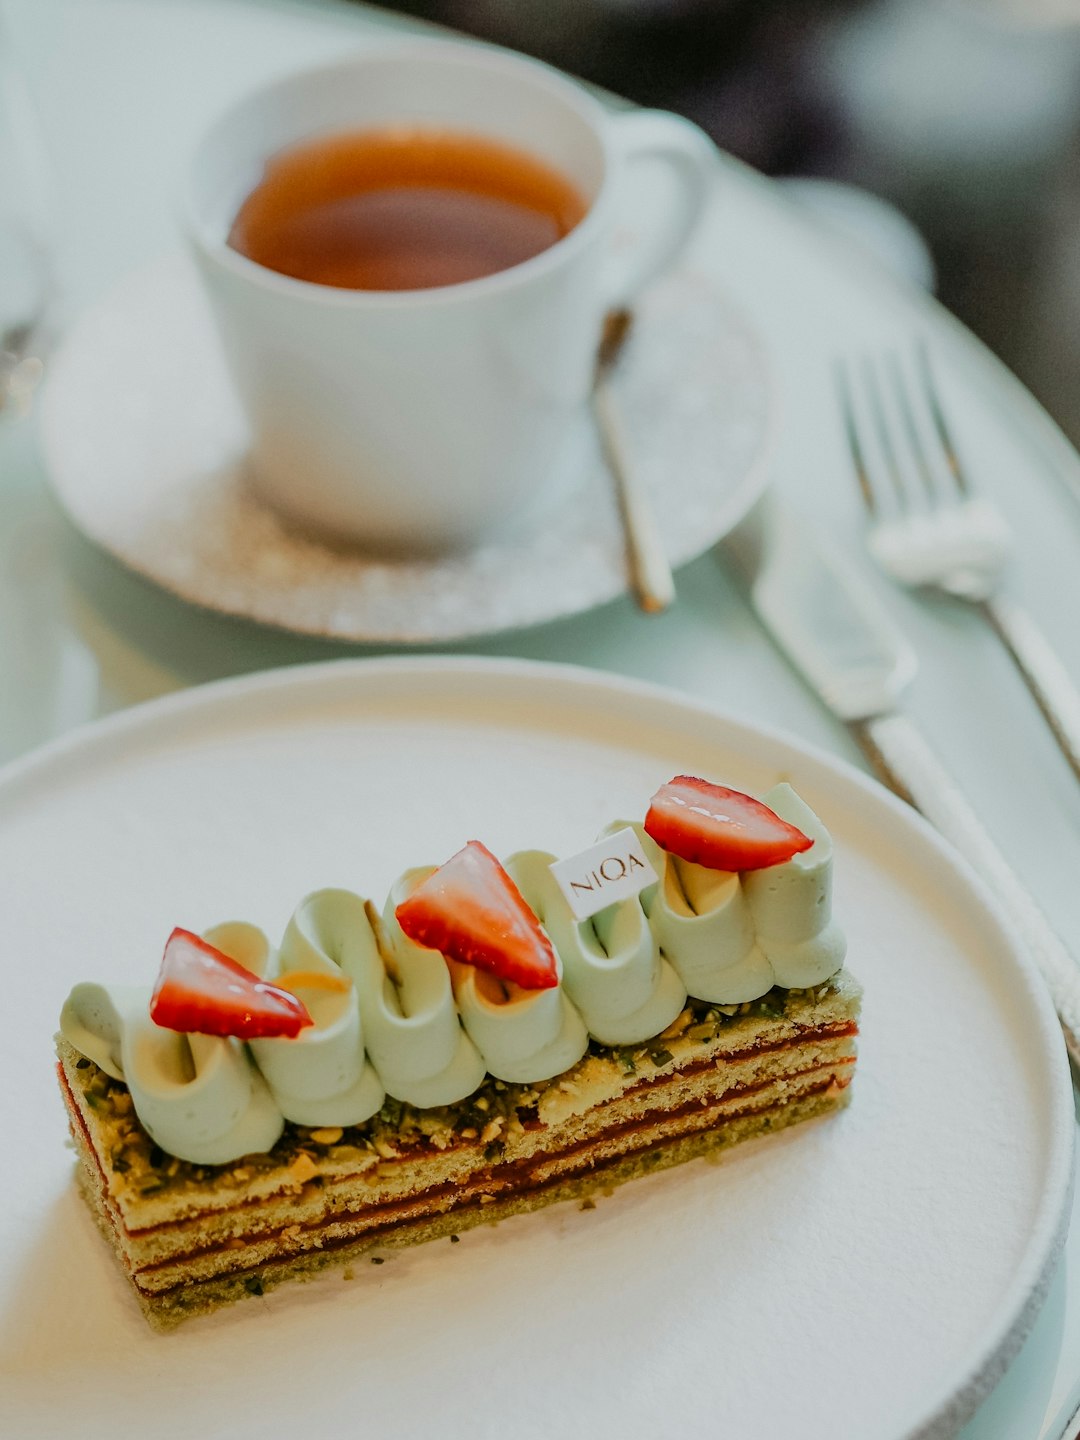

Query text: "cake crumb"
[310, 1127, 344, 1146]
[289, 1153, 318, 1185]
[371, 1256, 385, 1265]
[449, 1234, 460, 1244]
[480, 1117, 503, 1145]
[579, 1197, 597, 1211]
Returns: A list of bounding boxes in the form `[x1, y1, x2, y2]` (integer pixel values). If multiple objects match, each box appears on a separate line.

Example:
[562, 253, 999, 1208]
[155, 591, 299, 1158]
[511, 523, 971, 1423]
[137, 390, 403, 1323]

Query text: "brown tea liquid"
[228, 127, 588, 291]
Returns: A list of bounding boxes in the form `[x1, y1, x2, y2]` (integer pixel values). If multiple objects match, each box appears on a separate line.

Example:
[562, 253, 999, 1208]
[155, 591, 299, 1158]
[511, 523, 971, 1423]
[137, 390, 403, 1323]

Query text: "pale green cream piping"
[391, 866, 589, 1084]
[59, 785, 847, 1165]
[506, 849, 686, 1045]
[209, 919, 386, 1130]
[742, 784, 847, 988]
[60, 981, 283, 1166]
[289, 883, 485, 1108]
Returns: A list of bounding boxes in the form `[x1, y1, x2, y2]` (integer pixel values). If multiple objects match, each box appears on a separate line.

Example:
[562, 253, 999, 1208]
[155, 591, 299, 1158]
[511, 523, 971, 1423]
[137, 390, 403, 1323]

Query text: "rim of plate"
[3, 653, 1073, 1439]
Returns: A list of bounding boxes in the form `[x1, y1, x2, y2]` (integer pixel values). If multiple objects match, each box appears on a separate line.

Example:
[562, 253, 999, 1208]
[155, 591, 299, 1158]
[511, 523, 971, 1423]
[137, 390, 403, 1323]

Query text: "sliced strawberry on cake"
[150, 927, 313, 1039]
[645, 775, 813, 872]
[395, 839, 558, 990]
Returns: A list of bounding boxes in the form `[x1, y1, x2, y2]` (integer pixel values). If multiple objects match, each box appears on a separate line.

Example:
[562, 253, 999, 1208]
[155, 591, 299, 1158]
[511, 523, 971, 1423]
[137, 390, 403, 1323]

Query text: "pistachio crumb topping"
[659, 1008, 692, 1041]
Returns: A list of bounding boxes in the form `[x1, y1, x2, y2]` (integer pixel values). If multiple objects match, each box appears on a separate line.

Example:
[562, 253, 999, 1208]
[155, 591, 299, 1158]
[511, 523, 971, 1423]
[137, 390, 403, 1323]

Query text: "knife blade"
[721, 494, 1080, 1074]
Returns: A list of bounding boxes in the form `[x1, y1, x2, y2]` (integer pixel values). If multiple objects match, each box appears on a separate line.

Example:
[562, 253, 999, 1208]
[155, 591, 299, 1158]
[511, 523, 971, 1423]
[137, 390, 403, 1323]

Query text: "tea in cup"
[228, 126, 590, 293]
[185, 41, 716, 553]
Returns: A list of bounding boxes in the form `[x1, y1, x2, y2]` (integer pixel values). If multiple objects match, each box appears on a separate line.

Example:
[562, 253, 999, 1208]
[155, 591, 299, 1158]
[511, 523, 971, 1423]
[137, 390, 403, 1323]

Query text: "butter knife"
[722, 495, 1080, 1074]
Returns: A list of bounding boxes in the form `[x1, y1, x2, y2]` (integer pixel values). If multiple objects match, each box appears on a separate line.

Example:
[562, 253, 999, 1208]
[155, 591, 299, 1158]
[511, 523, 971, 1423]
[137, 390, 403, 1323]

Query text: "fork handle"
[853, 710, 1080, 1076]
[979, 596, 1080, 787]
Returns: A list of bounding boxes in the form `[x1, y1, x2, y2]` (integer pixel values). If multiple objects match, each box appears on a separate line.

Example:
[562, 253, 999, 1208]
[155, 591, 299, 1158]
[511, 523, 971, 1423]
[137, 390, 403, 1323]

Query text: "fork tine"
[886, 351, 938, 505]
[916, 340, 970, 496]
[861, 356, 909, 509]
[834, 358, 878, 515]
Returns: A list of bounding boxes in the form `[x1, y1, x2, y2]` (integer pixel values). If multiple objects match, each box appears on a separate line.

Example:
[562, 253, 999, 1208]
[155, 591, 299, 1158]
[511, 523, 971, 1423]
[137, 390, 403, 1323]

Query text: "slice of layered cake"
[56, 776, 860, 1327]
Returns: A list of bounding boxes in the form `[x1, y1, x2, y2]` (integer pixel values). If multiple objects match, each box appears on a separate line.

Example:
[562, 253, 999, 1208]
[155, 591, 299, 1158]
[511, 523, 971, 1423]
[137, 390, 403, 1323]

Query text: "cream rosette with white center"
[740, 785, 846, 988]
[627, 823, 776, 1003]
[289, 885, 484, 1108]
[212, 918, 384, 1128]
[505, 849, 685, 1045]
[394, 866, 589, 1084]
[59, 979, 283, 1165]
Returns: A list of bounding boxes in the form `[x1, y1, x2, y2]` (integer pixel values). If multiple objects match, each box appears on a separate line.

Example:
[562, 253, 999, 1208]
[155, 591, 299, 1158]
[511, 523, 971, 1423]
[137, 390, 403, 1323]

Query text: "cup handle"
[602, 108, 716, 307]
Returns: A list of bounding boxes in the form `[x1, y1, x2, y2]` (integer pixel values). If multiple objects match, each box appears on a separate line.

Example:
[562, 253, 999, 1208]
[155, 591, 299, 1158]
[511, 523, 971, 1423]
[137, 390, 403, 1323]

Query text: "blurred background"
[373, 0, 1080, 448]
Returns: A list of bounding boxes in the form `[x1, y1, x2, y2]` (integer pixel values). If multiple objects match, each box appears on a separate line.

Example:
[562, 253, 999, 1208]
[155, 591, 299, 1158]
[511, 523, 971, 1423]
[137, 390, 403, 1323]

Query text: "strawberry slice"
[395, 840, 558, 991]
[150, 927, 313, 1039]
[644, 775, 813, 872]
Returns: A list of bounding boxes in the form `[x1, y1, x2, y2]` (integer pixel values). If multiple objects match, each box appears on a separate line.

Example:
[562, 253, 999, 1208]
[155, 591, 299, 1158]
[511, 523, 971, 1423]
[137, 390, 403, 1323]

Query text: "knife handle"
[853, 711, 1080, 1075]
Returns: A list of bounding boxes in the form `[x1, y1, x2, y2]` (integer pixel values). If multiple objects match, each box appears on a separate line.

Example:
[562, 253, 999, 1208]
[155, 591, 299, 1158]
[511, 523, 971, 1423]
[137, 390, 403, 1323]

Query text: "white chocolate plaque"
[549, 826, 658, 921]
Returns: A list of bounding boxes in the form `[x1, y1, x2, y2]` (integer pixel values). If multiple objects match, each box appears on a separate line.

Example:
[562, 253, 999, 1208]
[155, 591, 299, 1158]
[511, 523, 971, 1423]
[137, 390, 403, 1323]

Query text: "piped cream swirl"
[59, 785, 846, 1165]
[630, 782, 846, 1002]
[212, 919, 386, 1129]
[291, 885, 485, 1108]
[389, 867, 588, 1084]
[742, 784, 846, 988]
[506, 849, 686, 1045]
[60, 981, 283, 1165]
[631, 823, 775, 1004]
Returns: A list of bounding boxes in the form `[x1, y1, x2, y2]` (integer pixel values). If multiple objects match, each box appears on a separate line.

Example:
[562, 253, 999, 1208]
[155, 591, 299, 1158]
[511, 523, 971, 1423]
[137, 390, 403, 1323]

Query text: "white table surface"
[2, 1, 1079, 1435]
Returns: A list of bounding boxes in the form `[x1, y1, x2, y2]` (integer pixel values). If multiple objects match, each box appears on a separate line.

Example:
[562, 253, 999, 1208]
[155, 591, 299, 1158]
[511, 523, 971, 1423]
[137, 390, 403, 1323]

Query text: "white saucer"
[40, 250, 771, 643]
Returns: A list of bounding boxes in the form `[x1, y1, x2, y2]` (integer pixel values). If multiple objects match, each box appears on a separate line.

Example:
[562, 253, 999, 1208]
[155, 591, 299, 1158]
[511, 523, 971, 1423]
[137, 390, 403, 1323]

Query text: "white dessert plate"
[39, 241, 771, 644]
[0, 657, 1072, 1440]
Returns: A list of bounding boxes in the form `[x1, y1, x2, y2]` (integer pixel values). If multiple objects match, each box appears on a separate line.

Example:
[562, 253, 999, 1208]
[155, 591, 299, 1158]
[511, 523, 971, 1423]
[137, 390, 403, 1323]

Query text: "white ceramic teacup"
[185, 41, 717, 554]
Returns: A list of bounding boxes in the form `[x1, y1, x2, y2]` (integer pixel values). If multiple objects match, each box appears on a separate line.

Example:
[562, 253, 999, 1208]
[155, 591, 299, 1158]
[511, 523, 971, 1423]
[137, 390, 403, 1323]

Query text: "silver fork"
[837, 343, 1080, 786]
